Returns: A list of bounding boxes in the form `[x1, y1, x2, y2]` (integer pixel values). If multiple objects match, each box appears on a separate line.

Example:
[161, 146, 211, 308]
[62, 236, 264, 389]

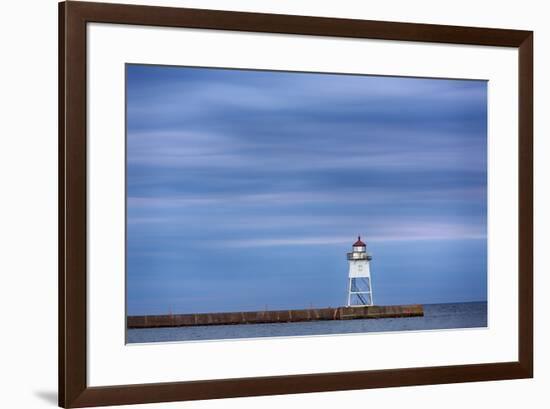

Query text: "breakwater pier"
[127, 304, 423, 329]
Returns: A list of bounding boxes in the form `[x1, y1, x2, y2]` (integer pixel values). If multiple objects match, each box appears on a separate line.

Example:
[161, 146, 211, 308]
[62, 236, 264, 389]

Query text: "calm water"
[127, 302, 487, 343]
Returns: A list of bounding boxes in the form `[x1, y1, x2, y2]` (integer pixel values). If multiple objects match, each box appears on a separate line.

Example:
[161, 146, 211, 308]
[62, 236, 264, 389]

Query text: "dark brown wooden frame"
[59, 1, 533, 407]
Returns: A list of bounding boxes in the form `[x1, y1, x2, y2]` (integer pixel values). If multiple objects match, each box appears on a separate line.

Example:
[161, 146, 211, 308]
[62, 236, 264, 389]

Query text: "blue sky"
[126, 64, 487, 315]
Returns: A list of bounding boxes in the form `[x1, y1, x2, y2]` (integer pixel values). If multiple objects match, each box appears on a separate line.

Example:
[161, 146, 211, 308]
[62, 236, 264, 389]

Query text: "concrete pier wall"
[127, 304, 423, 329]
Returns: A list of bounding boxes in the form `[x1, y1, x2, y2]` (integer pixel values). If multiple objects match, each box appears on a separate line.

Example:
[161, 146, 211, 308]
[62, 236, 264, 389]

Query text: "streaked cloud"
[126, 65, 487, 314]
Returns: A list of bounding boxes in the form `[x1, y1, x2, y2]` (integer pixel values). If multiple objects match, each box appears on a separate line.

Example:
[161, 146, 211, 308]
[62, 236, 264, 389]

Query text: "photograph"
[125, 64, 488, 343]
[0, 0, 541, 407]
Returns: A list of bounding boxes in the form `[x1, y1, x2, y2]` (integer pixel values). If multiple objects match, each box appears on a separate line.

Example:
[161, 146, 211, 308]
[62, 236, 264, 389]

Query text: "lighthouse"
[346, 236, 374, 307]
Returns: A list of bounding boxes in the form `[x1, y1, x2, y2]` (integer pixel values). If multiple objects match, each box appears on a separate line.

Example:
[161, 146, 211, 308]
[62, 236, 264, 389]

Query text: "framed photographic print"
[59, 1, 533, 407]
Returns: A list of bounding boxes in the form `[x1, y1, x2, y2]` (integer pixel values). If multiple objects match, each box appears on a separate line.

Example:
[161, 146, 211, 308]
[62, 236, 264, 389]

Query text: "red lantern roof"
[353, 236, 366, 247]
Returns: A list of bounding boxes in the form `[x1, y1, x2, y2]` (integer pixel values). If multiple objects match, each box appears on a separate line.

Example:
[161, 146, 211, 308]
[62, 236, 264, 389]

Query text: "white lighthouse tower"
[346, 236, 374, 307]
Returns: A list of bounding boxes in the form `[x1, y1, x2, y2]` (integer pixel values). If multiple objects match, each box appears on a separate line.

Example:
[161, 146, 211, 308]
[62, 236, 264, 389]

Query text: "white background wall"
[0, 0, 547, 408]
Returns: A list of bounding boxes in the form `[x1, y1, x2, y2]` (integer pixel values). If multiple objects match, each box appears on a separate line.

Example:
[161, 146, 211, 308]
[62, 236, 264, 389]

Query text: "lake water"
[127, 301, 487, 343]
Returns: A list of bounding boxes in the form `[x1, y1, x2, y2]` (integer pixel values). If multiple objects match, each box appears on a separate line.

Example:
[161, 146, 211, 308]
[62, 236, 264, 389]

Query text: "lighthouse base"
[127, 304, 424, 328]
